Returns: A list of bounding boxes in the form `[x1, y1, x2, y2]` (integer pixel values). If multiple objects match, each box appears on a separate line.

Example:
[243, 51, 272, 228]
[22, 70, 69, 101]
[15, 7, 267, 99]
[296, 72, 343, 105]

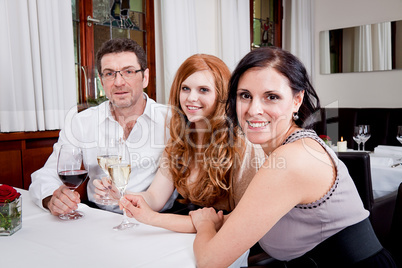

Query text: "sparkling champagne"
[108, 164, 131, 193]
[97, 155, 121, 175]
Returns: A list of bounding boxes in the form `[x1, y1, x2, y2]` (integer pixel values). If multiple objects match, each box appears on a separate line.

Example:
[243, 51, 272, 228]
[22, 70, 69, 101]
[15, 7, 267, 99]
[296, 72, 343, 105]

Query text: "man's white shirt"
[30, 93, 177, 213]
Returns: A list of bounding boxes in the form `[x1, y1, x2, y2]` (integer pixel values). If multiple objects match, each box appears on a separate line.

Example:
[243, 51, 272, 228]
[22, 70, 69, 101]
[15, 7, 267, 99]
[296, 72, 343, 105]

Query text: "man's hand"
[43, 185, 80, 216]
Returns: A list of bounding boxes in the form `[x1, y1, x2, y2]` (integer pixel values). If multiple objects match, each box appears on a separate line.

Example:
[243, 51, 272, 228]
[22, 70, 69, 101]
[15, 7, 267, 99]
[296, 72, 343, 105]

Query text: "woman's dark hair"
[226, 46, 320, 129]
[95, 38, 147, 74]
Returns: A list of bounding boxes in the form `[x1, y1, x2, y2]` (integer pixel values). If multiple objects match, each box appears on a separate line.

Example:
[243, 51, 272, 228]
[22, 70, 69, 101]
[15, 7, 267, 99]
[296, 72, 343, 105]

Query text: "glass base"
[59, 210, 84, 220]
[113, 222, 137, 231]
[94, 197, 118, 206]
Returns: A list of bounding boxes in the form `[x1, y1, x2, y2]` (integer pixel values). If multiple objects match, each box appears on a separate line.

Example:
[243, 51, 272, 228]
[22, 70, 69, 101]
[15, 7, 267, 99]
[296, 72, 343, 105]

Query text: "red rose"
[319, 135, 331, 141]
[0, 185, 21, 203]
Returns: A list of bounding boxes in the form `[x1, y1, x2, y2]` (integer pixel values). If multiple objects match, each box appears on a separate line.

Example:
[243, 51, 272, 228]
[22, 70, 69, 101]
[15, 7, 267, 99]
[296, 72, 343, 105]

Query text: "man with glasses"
[30, 38, 177, 216]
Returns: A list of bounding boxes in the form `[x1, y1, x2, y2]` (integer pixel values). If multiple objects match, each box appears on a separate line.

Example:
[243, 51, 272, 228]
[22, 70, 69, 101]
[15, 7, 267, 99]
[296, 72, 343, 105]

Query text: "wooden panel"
[0, 130, 60, 141]
[145, 0, 156, 100]
[26, 137, 58, 149]
[23, 147, 54, 190]
[0, 150, 23, 188]
[0, 130, 60, 189]
[0, 140, 22, 151]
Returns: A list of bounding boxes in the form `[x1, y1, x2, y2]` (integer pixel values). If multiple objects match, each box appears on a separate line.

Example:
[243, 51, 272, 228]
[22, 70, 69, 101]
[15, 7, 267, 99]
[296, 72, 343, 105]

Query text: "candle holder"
[0, 196, 22, 236]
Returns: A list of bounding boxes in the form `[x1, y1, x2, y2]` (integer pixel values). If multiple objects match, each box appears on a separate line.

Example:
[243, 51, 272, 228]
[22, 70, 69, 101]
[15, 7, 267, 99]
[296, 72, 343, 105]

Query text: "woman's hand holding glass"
[93, 176, 121, 201]
[120, 195, 158, 225]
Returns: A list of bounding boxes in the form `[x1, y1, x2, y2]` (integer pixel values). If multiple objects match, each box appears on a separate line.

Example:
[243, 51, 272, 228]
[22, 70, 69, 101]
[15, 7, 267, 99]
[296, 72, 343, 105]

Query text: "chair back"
[337, 152, 374, 212]
[388, 183, 402, 265]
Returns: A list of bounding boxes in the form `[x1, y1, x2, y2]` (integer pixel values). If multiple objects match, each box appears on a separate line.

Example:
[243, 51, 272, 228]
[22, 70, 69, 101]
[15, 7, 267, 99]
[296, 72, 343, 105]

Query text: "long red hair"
[165, 54, 239, 207]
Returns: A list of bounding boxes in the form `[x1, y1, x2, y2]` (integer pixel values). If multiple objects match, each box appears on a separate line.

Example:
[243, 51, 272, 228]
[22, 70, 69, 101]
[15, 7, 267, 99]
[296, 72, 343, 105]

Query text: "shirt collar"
[98, 92, 156, 125]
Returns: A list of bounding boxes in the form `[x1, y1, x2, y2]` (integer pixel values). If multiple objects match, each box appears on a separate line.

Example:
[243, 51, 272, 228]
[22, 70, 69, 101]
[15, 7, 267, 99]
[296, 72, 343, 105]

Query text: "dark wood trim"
[0, 130, 60, 142]
[250, 0, 283, 49]
[249, 0, 254, 46]
[273, 0, 283, 48]
[145, 0, 156, 101]
[391, 21, 396, 70]
[79, 0, 95, 102]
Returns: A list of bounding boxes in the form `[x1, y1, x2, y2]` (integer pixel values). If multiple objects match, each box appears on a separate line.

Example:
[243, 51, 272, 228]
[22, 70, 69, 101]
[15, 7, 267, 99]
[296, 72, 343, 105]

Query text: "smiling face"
[100, 51, 149, 112]
[179, 70, 217, 129]
[236, 67, 303, 148]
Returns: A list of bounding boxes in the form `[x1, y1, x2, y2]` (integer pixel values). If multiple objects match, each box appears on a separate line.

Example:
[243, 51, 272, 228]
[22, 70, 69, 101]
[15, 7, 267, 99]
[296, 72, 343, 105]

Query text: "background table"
[0, 189, 196, 268]
[370, 150, 402, 199]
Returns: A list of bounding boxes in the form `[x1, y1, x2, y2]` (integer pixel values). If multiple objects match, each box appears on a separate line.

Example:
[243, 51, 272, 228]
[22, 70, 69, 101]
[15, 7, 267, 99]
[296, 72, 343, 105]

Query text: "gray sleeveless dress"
[258, 129, 369, 261]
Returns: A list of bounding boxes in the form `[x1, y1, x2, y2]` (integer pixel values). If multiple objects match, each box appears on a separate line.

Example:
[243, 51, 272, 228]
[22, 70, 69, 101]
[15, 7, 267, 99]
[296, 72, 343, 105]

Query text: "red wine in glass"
[57, 144, 88, 220]
[58, 170, 88, 189]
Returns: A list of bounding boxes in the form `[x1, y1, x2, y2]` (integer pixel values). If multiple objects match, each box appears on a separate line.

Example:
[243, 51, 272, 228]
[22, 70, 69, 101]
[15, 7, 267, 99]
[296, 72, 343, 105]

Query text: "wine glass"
[359, 125, 371, 151]
[108, 143, 137, 230]
[57, 144, 88, 220]
[95, 138, 121, 205]
[397, 126, 402, 144]
[353, 126, 362, 151]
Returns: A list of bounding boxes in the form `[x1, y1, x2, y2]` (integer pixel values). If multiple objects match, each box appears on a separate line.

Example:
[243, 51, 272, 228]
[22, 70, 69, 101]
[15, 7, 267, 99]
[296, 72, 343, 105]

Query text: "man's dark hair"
[96, 38, 147, 74]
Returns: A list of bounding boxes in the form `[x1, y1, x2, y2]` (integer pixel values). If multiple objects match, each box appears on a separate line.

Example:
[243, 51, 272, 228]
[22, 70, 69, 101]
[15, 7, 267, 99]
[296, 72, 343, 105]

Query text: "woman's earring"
[293, 112, 299, 121]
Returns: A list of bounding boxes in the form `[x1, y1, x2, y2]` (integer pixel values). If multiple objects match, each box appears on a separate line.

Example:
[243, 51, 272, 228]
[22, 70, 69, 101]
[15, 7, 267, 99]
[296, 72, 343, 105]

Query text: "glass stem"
[122, 209, 130, 224]
[362, 142, 365, 151]
[120, 189, 129, 224]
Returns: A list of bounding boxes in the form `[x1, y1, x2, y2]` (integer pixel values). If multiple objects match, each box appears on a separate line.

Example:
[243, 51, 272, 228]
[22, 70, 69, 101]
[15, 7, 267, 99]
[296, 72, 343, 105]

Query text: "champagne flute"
[359, 125, 371, 151]
[57, 144, 88, 220]
[95, 138, 121, 205]
[108, 143, 137, 230]
[397, 126, 402, 145]
[353, 126, 362, 151]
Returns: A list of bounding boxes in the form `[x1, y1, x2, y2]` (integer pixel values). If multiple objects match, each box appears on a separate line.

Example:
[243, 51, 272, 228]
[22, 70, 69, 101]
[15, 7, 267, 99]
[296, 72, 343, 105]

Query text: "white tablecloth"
[370, 149, 402, 199]
[1, 189, 197, 268]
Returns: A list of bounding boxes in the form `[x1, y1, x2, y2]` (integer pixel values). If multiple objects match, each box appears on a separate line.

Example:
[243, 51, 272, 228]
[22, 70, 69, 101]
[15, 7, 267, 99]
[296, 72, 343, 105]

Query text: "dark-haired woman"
[189, 47, 397, 268]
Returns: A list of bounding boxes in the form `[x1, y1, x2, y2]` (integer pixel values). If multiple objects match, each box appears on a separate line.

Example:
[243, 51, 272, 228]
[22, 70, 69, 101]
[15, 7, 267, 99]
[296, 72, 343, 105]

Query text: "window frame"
[249, 0, 283, 48]
[75, 0, 156, 105]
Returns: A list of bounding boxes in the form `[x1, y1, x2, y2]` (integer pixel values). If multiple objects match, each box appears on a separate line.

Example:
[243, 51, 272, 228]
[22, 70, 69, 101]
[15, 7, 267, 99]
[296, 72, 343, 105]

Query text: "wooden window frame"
[77, 0, 156, 103]
[249, 0, 283, 48]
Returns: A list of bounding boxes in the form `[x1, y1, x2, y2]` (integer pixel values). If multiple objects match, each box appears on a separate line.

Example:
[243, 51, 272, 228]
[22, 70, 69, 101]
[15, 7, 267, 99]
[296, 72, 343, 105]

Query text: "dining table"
[331, 145, 402, 199]
[0, 188, 197, 268]
[369, 145, 402, 199]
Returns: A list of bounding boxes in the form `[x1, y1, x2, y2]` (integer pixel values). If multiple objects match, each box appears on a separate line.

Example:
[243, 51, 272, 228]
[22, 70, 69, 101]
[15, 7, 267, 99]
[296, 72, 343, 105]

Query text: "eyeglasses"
[100, 68, 143, 81]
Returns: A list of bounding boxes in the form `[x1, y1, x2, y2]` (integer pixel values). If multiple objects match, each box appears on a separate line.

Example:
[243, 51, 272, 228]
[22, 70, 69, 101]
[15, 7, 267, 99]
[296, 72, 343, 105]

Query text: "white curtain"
[155, 0, 250, 104]
[0, 0, 77, 132]
[354, 25, 373, 72]
[155, 0, 198, 104]
[319, 30, 331, 74]
[371, 22, 392, 71]
[282, 0, 314, 80]
[217, 0, 250, 72]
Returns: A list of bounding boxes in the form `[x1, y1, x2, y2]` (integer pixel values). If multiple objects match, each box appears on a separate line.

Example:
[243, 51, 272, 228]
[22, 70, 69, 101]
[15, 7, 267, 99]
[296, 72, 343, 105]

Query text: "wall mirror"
[320, 20, 402, 74]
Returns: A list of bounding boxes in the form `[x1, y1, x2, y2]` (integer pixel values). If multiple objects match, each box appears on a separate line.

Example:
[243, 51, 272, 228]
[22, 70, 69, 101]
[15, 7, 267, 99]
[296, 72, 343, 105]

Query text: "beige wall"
[314, 0, 402, 107]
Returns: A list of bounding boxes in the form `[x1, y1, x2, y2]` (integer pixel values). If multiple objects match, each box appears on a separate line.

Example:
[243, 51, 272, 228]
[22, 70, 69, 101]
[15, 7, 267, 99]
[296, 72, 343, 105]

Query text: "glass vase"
[0, 196, 22, 236]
